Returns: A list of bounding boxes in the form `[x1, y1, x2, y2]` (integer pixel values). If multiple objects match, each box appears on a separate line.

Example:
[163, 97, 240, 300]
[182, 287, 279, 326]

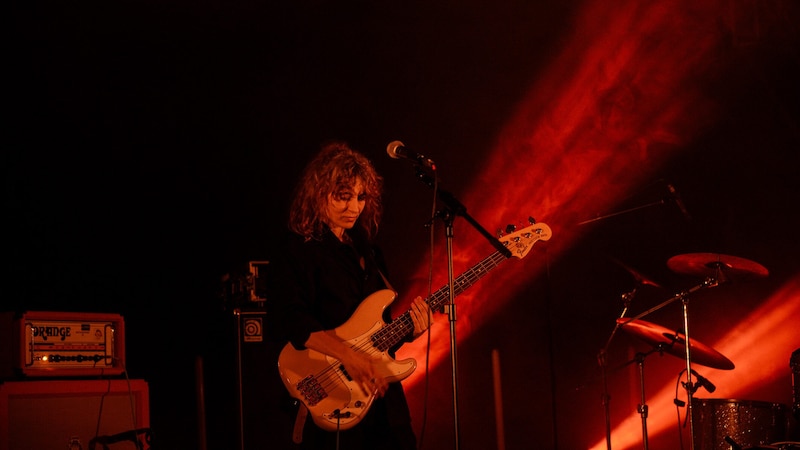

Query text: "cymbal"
[612, 257, 662, 288]
[616, 318, 735, 370]
[667, 253, 768, 281]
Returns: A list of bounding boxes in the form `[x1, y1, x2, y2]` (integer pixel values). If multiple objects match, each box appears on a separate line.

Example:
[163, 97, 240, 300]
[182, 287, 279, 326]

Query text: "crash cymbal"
[611, 257, 662, 288]
[667, 253, 768, 281]
[616, 318, 735, 370]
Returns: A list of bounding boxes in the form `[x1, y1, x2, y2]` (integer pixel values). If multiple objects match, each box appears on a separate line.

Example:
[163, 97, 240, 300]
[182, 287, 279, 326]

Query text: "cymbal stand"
[600, 287, 637, 450]
[633, 342, 680, 450]
[606, 344, 667, 450]
[679, 287, 702, 450]
[617, 277, 719, 450]
[635, 350, 652, 450]
[618, 277, 716, 327]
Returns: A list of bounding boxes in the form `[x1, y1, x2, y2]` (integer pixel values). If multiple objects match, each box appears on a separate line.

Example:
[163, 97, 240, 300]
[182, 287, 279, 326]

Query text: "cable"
[119, 359, 140, 438]
[673, 368, 687, 450]
[94, 378, 112, 443]
[90, 357, 144, 450]
[335, 409, 342, 450]
[416, 170, 438, 450]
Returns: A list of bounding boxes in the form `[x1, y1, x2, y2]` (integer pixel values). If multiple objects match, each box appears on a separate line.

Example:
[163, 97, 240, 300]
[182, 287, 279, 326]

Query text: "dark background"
[6, 1, 800, 449]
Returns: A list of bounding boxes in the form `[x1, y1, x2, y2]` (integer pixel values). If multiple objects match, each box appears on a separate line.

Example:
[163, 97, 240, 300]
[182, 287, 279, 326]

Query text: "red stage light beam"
[399, 0, 728, 389]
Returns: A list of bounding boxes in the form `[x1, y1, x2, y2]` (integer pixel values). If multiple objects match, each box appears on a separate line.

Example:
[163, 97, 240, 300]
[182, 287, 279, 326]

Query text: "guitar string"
[301, 228, 545, 408]
[309, 253, 509, 399]
[297, 228, 545, 422]
[308, 284, 467, 396]
[356, 251, 507, 354]
[306, 250, 513, 400]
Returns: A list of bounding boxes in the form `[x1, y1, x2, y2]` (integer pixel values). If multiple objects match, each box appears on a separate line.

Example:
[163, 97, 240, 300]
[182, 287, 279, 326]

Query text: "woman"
[265, 140, 431, 449]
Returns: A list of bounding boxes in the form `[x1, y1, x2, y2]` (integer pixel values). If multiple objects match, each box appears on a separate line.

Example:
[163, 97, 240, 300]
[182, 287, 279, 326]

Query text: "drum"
[692, 398, 788, 450]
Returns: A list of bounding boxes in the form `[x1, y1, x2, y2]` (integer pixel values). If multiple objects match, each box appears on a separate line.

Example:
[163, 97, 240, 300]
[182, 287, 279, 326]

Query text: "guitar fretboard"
[370, 250, 510, 352]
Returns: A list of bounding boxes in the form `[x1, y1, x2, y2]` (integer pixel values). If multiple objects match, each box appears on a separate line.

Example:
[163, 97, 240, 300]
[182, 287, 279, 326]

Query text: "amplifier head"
[1, 311, 126, 378]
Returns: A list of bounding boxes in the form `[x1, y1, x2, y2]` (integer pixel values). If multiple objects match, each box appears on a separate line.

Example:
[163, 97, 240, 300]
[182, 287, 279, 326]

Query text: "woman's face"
[324, 178, 366, 238]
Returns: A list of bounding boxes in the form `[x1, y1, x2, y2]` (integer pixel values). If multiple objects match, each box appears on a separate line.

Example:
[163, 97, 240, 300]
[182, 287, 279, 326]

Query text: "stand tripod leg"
[637, 354, 649, 450]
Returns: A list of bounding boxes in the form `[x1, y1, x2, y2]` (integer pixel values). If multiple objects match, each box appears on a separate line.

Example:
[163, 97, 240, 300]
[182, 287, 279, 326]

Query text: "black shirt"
[266, 228, 389, 349]
[264, 227, 417, 450]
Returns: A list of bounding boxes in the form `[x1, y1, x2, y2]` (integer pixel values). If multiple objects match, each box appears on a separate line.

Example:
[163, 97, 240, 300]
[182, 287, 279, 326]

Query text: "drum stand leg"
[636, 353, 650, 450]
[681, 296, 697, 450]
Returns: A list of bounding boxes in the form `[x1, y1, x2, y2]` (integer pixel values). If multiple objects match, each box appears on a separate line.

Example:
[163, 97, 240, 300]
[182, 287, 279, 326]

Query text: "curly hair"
[288, 141, 383, 241]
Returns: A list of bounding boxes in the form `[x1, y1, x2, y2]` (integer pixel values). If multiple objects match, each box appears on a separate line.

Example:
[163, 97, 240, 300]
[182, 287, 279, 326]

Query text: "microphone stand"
[577, 199, 667, 226]
[415, 167, 512, 450]
[416, 169, 512, 258]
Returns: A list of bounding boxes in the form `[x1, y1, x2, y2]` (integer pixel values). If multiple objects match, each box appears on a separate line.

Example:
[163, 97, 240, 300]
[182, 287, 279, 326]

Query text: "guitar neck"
[371, 250, 510, 351]
[427, 251, 509, 312]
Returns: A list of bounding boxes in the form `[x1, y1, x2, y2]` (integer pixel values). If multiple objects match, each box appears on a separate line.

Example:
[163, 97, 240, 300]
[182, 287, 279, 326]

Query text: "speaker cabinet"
[0, 379, 150, 450]
[204, 309, 295, 450]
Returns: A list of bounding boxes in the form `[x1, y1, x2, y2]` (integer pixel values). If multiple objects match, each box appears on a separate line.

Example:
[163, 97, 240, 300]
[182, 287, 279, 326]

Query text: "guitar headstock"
[498, 221, 552, 259]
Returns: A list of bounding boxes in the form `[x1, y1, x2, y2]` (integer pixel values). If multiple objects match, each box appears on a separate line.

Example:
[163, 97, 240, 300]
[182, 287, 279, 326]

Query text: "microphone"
[691, 369, 716, 393]
[386, 141, 436, 170]
[667, 183, 692, 222]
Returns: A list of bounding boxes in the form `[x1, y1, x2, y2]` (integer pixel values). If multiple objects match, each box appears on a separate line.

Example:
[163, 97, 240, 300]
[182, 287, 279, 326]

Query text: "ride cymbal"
[616, 317, 735, 370]
[667, 253, 768, 281]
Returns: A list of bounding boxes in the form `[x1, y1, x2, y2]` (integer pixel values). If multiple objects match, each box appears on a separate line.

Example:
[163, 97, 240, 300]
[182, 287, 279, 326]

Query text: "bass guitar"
[277, 221, 552, 431]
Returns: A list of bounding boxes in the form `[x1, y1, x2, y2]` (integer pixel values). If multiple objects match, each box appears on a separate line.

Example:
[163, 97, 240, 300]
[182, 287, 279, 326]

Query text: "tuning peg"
[528, 216, 536, 224]
[505, 224, 517, 234]
[496, 228, 504, 238]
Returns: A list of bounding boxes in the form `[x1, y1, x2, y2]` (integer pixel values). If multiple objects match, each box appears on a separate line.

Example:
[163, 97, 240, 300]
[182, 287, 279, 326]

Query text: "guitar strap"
[376, 268, 395, 292]
[292, 403, 308, 444]
[363, 244, 395, 292]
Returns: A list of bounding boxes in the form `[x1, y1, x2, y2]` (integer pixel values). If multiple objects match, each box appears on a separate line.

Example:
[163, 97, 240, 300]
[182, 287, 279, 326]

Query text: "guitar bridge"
[297, 375, 328, 406]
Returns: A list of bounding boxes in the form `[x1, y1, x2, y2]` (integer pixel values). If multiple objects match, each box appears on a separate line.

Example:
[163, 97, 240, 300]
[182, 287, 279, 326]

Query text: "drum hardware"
[611, 257, 663, 289]
[666, 253, 769, 283]
[598, 259, 664, 450]
[613, 278, 722, 450]
[790, 348, 799, 422]
[614, 318, 735, 450]
[614, 318, 734, 371]
[665, 253, 768, 450]
[599, 252, 767, 450]
[692, 398, 789, 450]
[725, 435, 745, 450]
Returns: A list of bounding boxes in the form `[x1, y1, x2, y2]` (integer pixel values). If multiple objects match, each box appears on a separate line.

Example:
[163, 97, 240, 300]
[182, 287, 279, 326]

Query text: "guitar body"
[277, 288, 417, 432]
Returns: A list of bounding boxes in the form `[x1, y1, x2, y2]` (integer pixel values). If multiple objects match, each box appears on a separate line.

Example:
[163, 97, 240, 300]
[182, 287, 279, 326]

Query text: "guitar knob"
[528, 216, 536, 224]
[505, 224, 516, 234]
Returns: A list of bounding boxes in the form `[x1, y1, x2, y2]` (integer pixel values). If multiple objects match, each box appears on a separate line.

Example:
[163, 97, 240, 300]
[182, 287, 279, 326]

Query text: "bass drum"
[692, 398, 788, 450]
